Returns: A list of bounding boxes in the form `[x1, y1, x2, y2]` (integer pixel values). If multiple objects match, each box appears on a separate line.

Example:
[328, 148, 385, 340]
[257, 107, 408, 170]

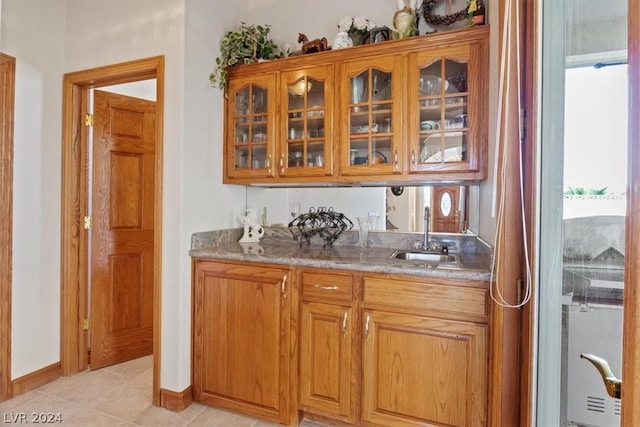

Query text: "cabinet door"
[225, 74, 277, 180]
[362, 310, 488, 426]
[339, 55, 404, 176]
[299, 302, 355, 421]
[407, 40, 488, 179]
[193, 261, 291, 424]
[279, 66, 334, 178]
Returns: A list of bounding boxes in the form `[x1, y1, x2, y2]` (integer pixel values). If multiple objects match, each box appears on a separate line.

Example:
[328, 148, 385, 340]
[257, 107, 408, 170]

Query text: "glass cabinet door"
[226, 74, 275, 179]
[341, 56, 402, 175]
[409, 45, 480, 175]
[280, 66, 333, 177]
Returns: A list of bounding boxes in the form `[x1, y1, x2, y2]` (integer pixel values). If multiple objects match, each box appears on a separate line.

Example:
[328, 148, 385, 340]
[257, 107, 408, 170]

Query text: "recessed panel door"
[90, 90, 155, 369]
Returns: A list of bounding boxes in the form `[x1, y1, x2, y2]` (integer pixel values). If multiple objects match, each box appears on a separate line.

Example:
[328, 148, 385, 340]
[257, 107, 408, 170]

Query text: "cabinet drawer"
[363, 276, 488, 320]
[302, 271, 353, 303]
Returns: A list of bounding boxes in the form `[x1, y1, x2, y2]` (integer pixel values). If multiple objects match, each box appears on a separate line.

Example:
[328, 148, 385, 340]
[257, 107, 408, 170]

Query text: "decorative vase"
[348, 31, 367, 46]
[332, 31, 353, 50]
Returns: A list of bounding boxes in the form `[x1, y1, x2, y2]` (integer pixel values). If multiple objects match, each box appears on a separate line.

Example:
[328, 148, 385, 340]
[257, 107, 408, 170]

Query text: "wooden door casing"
[90, 90, 155, 369]
[362, 311, 488, 427]
[0, 53, 15, 402]
[193, 261, 292, 425]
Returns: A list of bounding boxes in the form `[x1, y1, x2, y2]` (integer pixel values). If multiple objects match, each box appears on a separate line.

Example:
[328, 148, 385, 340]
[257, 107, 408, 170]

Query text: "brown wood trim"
[61, 56, 164, 406]
[227, 26, 489, 79]
[11, 363, 61, 397]
[622, 0, 640, 424]
[487, 3, 523, 426]
[0, 53, 16, 402]
[160, 386, 193, 412]
[520, 0, 539, 425]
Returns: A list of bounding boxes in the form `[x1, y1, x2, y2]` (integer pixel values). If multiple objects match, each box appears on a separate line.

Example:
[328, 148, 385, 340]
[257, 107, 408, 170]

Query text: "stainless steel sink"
[390, 250, 462, 267]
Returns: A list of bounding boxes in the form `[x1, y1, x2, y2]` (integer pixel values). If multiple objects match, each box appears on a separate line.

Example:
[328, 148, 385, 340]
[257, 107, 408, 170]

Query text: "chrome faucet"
[423, 206, 430, 250]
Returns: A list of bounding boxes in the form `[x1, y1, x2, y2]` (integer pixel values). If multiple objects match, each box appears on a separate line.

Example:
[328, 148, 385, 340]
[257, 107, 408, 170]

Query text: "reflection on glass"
[285, 76, 326, 168]
[386, 185, 472, 233]
[349, 68, 394, 166]
[417, 58, 468, 165]
[232, 84, 270, 171]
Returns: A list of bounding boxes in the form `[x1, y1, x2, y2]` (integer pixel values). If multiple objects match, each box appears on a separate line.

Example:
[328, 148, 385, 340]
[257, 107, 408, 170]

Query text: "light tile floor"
[0, 356, 300, 426]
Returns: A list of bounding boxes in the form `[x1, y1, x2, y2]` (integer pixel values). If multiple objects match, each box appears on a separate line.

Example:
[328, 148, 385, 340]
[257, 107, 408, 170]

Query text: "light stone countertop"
[190, 227, 494, 281]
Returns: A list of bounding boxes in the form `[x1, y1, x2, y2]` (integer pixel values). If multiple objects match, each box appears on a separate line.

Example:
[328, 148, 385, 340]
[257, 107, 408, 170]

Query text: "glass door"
[340, 55, 403, 176]
[417, 54, 468, 167]
[226, 73, 276, 180]
[280, 66, 333, 177]
[536, 1, 628, 426]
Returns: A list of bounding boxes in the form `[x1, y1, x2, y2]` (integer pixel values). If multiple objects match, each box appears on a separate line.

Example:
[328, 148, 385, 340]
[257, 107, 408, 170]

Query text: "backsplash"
[191, 226, 492, 255]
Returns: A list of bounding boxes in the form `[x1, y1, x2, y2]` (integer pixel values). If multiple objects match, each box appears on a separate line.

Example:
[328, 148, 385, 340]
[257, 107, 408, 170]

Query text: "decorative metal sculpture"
[288, 207, 354, 248]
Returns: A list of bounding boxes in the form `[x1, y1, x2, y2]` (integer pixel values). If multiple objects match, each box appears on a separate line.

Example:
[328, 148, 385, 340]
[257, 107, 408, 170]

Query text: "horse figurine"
[298, 33, 328, 54]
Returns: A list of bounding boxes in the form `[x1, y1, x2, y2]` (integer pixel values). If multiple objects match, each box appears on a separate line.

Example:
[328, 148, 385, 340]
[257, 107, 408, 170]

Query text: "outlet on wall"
[289, 202, 301, 219]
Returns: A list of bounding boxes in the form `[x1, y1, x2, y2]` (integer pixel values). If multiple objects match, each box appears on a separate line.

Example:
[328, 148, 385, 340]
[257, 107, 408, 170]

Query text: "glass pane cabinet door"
[345, 62, 400, 174]
[228, 77, 275, 178]
[417, 57, 469, 167]
[406, 42, 482, 177]
[280, 66, 333, 177]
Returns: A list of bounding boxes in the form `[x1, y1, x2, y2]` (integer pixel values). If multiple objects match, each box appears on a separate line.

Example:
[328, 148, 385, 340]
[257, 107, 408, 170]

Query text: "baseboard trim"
[160, 386, 193, 412]
[12, 362, 61, 397]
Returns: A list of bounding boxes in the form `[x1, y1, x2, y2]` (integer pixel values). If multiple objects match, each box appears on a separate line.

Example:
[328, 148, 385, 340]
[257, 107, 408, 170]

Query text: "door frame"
[0, 53, 16, 402]
[622, 2, 640, 423]
[60, 56, 164, 406]
[520, 1, 640, 424]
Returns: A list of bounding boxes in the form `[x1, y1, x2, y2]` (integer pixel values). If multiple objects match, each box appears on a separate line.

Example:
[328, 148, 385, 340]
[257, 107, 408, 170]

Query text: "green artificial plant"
[210, 22, 282, 90]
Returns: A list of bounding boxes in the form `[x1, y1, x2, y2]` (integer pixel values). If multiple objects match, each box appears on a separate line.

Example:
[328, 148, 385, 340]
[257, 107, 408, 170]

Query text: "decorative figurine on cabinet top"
[239, 208, 265, 243]
[298, 33, 329, 54]
[392, 0, 420, 39]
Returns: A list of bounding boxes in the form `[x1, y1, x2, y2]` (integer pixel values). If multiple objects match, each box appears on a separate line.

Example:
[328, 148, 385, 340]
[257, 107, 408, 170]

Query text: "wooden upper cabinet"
[224, 73, 277, 180]
[407, 38, 488, 180]
[279, 65, 335, 178]
[222, 26, 489, 185]
[338, 55, 404, 177]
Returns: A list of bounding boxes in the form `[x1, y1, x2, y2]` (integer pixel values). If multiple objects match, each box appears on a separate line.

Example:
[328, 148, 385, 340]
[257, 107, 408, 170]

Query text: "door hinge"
[85, 113, 94, 127]
[83, 215, 92, 230]
[82, 318, 90, 331]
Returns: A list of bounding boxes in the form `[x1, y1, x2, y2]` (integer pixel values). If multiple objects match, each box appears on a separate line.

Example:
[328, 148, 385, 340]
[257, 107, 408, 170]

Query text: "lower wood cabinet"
[192, 259, 490, 427]
[362, 311, 488, 426]
[361, 274, 490, 427]
[192, 260, 293, 424]
[298, 269, 358, 423]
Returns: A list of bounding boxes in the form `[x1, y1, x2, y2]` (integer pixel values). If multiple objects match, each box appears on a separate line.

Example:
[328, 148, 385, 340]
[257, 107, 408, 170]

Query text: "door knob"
[580, 353, 621, 399]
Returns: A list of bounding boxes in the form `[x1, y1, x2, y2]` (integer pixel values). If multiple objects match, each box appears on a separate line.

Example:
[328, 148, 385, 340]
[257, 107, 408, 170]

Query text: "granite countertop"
[190, 227, 494, 281]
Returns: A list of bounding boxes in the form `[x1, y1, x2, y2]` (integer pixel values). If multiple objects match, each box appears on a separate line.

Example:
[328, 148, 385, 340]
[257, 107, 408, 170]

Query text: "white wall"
[1, 0, 66, 379]
[180, 0, 251, 391]
[1, 0, 498, 394]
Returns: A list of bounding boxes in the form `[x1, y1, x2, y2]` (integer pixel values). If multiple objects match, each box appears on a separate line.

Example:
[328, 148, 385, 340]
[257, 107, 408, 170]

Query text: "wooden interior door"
[431, 186, 461, 233]
[90, 90, 155, 369]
